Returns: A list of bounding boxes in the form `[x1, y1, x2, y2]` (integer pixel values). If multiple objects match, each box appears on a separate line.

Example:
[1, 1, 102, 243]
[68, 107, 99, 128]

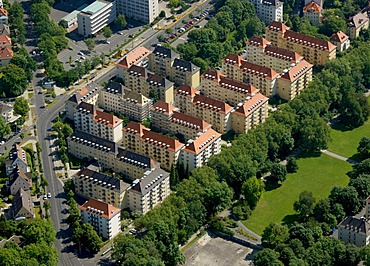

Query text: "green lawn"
[243, 153, 351, 235]
[327, 96, 370, 158]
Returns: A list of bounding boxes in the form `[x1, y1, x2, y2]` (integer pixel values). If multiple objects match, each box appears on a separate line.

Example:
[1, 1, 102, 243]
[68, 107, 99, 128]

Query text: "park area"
[244, 153, 351, 235]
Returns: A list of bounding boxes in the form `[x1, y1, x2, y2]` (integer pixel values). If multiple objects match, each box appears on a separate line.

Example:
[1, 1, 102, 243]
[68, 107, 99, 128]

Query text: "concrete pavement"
[321, 149, 359, 164]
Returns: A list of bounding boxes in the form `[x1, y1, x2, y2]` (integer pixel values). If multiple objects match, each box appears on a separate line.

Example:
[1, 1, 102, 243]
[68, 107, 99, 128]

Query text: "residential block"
[303, 1, 322, 26]
[66, 87, 100, 120]
[330, 31, 350, 52]
[248, 0, 283, 24]
[116, 0, 158, 23]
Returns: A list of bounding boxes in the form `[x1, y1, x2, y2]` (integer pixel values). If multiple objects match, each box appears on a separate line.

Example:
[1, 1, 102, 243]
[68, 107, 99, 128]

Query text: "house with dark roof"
[65, 87, 100, 120]
[5, 144, 29, 176]
[126, 168, 170, 214]
[0, 235, 25, 248]
[338, 216, 370, 246]
[0, 101, 20, 124]
[0, 24, 10, 36]
[330, 31, 350, 52]
[8, 168, 32, 195]
[10, 188, 34, 219]
[347, 11, 369, 39]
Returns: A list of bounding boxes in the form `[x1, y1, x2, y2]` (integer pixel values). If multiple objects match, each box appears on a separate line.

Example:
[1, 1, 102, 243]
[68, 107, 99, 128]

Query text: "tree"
[286, 157, 299, 173]
[115, 14, 127, 30]
[270, 164, 287, 183]
[350, 159, 370, 178]
[253, 248, 284, 266]
[22, 241, 59, 265]
[329, 186, 361, 216]
[159, 10, 166, 18]
[298, 116, 331, 152]
[177, 43, 198, 61]
[319, 15, 347, 37]
[339, 90, 369, 128]
[0, 64, 28, 97]
[169, 0, 180, 7]
[58, 19, 68, 28]
[21, 219, 56, 245]
[349, 175, 370, 201]
[358, 137, 370, 159]
[103, 26, 112, 39]
[13, 97, 29, 116]
[261, 223, 289, 249]
[84, 38, 95, 51]
[0, 115, 10, 138]
[241, 176, 264, 209]
[192, 57, 209, 73]
[169, 164, 180, 189]
[293, 191, 316, 221]
[81, 223, 103, 254]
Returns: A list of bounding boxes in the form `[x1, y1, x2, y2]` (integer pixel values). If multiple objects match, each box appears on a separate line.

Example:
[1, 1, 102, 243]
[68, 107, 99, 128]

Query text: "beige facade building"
[122, 65, 174, 104]
[248, 0, 283, 25]
[151, 100, 212, 141]
[122, 121, 185, 171]
[0, 101, 20, 124]
[116, 46, 151, 76]
[347, 12, 369, 39]
[303, 1, 322, 26]
[65, 87, 100, 120]
[0, 47, 13, 66]
[10, 188, 34, 219]
[175, 85, 234, 134]
[222, 53, 280, 97]
[68, 131, 159, 180]
[126, 168, 170, 214]
[6, 144, 29, 176]
[338, 216, 370, 247]
[277, 59, 313, 100]
[8, 168, 32, 196]
[181, 128, 221, 171]
[99, 81, 152, 122]
[330, 31, 350, 52]
[73, 168, 127, 208]
[265, 21, 336, 65]
[201, 69, 260, 106]
[245, 36, 304, 73]
[148, 46, 200, 88]
[116, 0, 158, 23]
[74, 102, 123, 143]
[231, 93, 269, 134]
[80, 198, 121, 240]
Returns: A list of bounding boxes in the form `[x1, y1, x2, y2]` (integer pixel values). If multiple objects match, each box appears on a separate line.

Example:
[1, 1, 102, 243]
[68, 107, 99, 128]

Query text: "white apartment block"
[99, 81, 152, 122]
[80, 198, 121, 240]
[248, 0, 283, 24]
[117, 0, 158, 23]
[338, 216, 370, 247]
[65, 87, 100, 121]
[77, 0, 116, 37]
[126, 168, 170, 214]
[74, 102, 123, 143]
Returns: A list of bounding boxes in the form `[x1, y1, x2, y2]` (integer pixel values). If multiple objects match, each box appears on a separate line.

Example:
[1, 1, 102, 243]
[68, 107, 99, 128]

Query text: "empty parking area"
[184, 233, 255, 266]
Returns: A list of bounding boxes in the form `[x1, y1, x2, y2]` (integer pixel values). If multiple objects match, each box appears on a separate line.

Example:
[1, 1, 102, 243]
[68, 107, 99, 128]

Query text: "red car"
[169, 34, 176, 39]
[185, 24, 191, 29]
[189, 20, 194, 24]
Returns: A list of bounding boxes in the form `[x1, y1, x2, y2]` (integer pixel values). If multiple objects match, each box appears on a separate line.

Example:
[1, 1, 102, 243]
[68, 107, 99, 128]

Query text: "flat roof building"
[117, 0, 158, 23]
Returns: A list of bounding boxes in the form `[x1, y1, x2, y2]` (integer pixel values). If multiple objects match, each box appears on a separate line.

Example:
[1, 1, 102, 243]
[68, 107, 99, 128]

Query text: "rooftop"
[71, 131, 116, 153]
[117, 46, 151, 69]
[285, 30, 336, 51]
[348, 12, 369, 28]
[151, 100, 178, 115]
[152, 46, 179, 60]
[173, 58, 199, 74]
[264, 45, 303, 63]
[193, 94, 234, 115]
[94, 110, 122, 128]
[240, 60, 279, 80]
[247, 36, 271, 48]
[303, 1, 322, 13]
[176, 84, 200, 98]
[104, 81, 124, 95]
[142, 129, 185, 152]
[11, 188, 33, 218]
[123, 121, 150, 137]
[330, 31, 349, 43]
[117, 147, 159, 170]
[0, 35, 11, 46]
[75, 168, 126, 191]
[79, 0, 110, 16]
[80, 198, 121, 219]
[266, 21, 289, 33]
[339, 216, 370, 234]
[170, 111, 212, 132]
[280, 59, 313, 81]
[223, 53, 242, 66]
[0, 47, 13, 60]
[131, 168, 169, 195]
[234, 93, 269, 116]
[184, 128, 221, 154]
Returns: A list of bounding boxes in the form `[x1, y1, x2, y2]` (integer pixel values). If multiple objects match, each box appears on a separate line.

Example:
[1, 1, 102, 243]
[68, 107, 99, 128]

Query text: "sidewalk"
[321, 149, 358, 164]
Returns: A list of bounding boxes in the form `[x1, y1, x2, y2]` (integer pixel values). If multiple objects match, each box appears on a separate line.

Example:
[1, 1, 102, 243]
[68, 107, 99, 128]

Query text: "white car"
[43, 195, 47, 200]
[78, 52, 84, 56]
[80, 56, 86, 60]
[118, 32, 124, 35]
[0, 140, 4, 145]
[105, 40, 111, 44]
[47, 192, 51, 198]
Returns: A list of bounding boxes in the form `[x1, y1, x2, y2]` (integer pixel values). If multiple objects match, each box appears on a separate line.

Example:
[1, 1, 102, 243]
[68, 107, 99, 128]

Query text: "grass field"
[327, 96, 370, 158]
[243, 153, 351, 235]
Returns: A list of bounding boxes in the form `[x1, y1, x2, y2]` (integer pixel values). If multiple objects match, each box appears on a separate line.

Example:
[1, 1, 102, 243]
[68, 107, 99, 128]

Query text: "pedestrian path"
[321, 149, 358, 164]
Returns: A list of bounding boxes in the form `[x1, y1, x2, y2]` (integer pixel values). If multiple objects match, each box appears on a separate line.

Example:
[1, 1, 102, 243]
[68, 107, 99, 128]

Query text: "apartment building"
[0, 35, 11, 48]
[338, 216, 370, 247]
[116, 46, 151, 77]
[347, 12, 369, 39]
[181, 128, 221, 171]
[303, 1, 322, 26]
[330, 31, 350, 52]
[248, 0, 283, 24]
[77, 0, 116, 37]
[126, 168, 170, 214]
[80, 198, 121, 240]
[122, 65, 174, 103]
[8, 168, 32, 196]
[10, 188, 34, 219]
[0, 101, 20, 124]
[74, 102, 123, 142]
[201, 69, 260, 106]
[116, 0, 158, 23]
[99, 81, 152, 122]
[68, 131, 159, 180]
[151, 100, 212, 141]
[65, 87, 100, 120]
[6, 144, 29, 176]
[304, 0, 322, 6]
[0, 47, 13, 66]
[222, 53, 280, 97]
[0, 24, 10, 36]
[0, 8, 8, 25]
[148, 46, 200, 88]
[277, 59, 313, 100]
[245, 36, 304, 73]
[122, 121, 185, 171]
[175, 84, 233, 134]
[231, 93, 269, 133]
[265, 21, 336, 65]
[73, 168, 127, 208]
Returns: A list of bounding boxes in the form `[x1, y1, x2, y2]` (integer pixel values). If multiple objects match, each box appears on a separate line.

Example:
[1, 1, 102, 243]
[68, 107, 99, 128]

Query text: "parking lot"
[184, 232, 255, 266]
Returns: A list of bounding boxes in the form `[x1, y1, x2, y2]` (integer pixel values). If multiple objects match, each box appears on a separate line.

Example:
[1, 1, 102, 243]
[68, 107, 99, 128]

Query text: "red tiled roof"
[123, 121, 149, 136]
[234, 93, 268, 116]
[0, 8, 8, 17]
[176, 84, 200, 98]
[280, 60, 313, 81]
[0, 47, 13, 60]
[240, 60, 279, 80]
[142, 130, 185, 152]
[330, 31, 349, 43]
[247, 36, 271, 48]
[0, 35, 11, 47]
[80, 198, 121, 220]
[94, 110, 122, 128]
[80, 87, 89, 96]
[264, 45, 303, 63]
[284, 30, 336, 51]
[151, 100, 177, 115]
[193, 94, 233, 114]
[171, 111, 212, 131]
[266, 21, 289, 32]
[223, 53, 242, 66]
[117, 46, 151, 69]
[202, 68, 222, 82]
[218, 76, 259, 95]
[303, 1, 321, 13]
[184, 128, 221, 154]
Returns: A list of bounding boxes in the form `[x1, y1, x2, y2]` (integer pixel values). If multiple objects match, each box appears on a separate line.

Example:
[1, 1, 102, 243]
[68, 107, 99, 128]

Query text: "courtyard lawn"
[327, 96, 370, 158]
[243, 153, 351, 235]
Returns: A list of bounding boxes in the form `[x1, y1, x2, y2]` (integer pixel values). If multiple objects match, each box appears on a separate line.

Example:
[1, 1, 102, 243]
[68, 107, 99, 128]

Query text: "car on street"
[78, 52, 84, 56]
[129, 34, 134, 38]
[105, 40, 111, 44]
[169, 34, 176, 39]
[118, 32, 124, 35]
[194, 17, 200, 21]
[80, 56, 86, 60]
[195, 25, 201, 28]
[47, 192, 51, 198]
[43, 195, 47, 200]
[0, 140, 5, 145]
[128, 24, 134, 28]
[185, 24, 191, 28]
[189, 20, 194, 24]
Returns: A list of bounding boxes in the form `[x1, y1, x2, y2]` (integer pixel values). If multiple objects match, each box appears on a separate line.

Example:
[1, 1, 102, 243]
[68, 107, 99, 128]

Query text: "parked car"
[78, 51, 84, 56]
[118, 32, 124, 35]
[47, 192, 51, 198]
[184, 24, 191, 29]
[194, 17, 200, 21]
[105, 40, 111, 44]
[189, 20, 194, 24]
[43, 195, 47, 200]
[195, 25, 201, 28]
